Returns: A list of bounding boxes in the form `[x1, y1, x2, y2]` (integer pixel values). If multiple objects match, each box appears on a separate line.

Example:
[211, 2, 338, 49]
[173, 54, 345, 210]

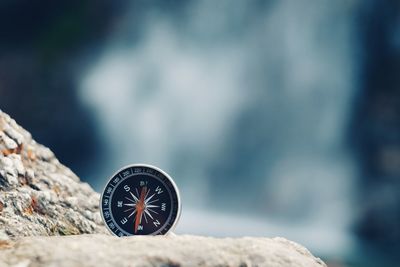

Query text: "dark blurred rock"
[0, 234, 327, 267]
[0, 0, 127, 181]
[0, 110, 107, 238]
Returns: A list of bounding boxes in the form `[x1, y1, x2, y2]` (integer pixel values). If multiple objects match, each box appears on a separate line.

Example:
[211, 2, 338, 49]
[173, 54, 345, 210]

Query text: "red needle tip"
[134, 187, 147, 234]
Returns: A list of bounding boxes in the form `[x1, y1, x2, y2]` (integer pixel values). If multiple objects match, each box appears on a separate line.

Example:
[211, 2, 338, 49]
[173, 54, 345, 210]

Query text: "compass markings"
[102, 165, 180, 236]
[145, 188, 151, 199]
[153, 220, 161, 227]
[127, 209, 136, 218]
[123, 207, 135, 212]
[124, 196, 135, 203]
[147, 198, 159, 204]
[129, 191, 139, 202]
[155, 186, 163, 194]
[144, 209, 154, 220]
[135, 188, 140, 199]
[147, 208, 159, 215]
[121, 185, 162, 228]
[145, 193, 156, 204]
[143, 211, 149, 223]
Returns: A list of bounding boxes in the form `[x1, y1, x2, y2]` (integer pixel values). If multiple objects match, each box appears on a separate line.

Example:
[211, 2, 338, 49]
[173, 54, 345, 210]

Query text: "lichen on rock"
[0, 110, 107, 239]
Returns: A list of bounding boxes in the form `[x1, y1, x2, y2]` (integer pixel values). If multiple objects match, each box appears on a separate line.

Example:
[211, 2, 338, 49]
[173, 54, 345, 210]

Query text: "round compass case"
[100, 164, 181, 236]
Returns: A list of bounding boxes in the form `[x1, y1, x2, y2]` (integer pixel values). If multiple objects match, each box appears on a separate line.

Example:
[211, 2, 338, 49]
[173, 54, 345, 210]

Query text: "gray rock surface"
[0, 110, 107, 238]
[0, 234, 326, 267]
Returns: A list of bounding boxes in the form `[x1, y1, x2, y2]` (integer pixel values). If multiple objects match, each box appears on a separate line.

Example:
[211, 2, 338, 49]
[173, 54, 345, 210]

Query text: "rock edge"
[0, 110, 107, 238]
[0, 234, 327, 267]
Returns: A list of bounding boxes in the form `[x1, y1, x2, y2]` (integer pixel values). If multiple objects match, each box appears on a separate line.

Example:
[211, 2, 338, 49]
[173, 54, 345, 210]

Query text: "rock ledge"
[0, 234, 326, 267]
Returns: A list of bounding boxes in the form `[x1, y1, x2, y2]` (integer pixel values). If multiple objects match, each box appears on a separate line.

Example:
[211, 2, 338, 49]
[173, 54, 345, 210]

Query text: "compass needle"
[101, 164, 181, 236]
[134, 186, 146, 233]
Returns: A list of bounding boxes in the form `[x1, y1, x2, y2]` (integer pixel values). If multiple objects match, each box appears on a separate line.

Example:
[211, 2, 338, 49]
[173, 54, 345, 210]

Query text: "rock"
[0, 110, 327, 266]
[0, 110, 107, 238]
[0, 234, 326, 267]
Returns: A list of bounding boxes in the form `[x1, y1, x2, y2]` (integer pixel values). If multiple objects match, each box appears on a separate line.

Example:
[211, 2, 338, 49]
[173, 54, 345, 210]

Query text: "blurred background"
[0, 0, 399, 266]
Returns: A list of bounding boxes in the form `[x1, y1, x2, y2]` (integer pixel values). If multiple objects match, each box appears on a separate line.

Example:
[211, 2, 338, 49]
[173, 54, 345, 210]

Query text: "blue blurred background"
[0, 0, 399, 266]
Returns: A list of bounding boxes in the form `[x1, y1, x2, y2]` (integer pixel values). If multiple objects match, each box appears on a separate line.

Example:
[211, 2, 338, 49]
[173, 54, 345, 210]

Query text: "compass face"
[100, 164, 181, 236]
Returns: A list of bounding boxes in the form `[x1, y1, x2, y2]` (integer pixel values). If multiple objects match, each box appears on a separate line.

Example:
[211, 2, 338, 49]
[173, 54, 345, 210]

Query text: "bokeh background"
[0, 0, 399, 266]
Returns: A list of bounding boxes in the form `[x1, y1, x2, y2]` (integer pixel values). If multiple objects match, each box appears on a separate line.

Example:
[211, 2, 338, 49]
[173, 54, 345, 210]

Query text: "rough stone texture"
[0, 110, 107, 238]
[0, 234, 326, 267]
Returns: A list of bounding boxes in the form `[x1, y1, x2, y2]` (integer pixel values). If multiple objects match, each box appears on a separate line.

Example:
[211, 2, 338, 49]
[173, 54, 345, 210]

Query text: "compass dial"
[100, 164, 181, 236]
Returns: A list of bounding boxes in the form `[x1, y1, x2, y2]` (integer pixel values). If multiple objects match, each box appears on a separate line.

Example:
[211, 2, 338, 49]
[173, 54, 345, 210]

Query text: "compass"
[100, 164, 181, 236]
